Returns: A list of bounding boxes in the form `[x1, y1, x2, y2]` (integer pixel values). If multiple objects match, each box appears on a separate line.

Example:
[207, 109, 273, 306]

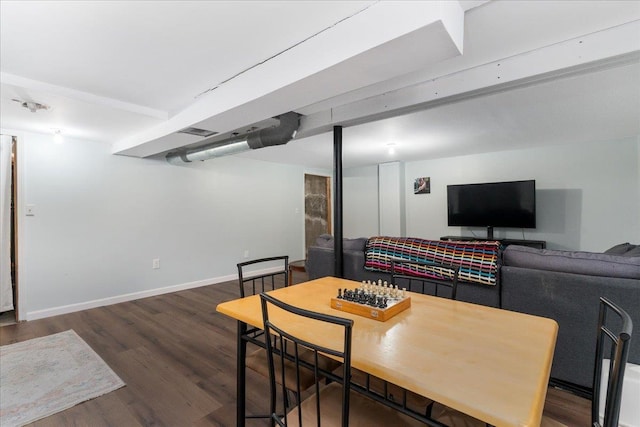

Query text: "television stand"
[487, 226, 494, 240]
[440, 236, 546, 249]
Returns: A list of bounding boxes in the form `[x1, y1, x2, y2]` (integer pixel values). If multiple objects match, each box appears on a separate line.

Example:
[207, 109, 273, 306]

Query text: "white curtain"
[0, 134, 14, 312]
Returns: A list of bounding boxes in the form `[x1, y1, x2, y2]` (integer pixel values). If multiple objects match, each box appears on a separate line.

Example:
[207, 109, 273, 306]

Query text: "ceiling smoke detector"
[12, 98, 51, 113]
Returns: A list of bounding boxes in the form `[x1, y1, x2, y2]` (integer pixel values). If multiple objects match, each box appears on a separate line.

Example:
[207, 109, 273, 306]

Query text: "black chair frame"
[237, 255, 289, 298]
[260, 292, 354, 427]
[259, 293, 451, 427]
[237, 255, 291, 348]
[237, 256, 293, 420]
[592, 296, 633, 427]
[348, 370, 435, 419]
[389, 258, 460, 301]
[237, 255, 290, 352]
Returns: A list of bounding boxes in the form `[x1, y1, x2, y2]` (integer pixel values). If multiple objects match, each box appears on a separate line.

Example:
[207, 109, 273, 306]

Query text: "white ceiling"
[1, 1, 639, 169]
[243, 60, 640, 169]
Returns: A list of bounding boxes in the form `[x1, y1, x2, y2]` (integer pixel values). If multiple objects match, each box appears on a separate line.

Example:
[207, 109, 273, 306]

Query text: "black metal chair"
[541, 296, 634, 427]
[238, 256, 299, 413]
[238, 256, 290, 299]
[590, 297, 633, 427]
[389, 258, 460, 300]
[430, 296, 634, 427]
[260, 292, 425, 426]
[237, 256, 339, 416]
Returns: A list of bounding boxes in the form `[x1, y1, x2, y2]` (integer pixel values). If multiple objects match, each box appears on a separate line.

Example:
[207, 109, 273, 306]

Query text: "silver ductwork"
[166, 112, 299, 164]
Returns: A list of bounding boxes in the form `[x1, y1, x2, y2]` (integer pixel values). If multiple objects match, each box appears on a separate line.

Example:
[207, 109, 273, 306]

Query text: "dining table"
[216, 276, 558, 427]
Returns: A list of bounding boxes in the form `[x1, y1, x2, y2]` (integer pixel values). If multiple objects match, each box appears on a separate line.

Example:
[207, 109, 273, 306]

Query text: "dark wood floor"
[1, 271, 590, 426]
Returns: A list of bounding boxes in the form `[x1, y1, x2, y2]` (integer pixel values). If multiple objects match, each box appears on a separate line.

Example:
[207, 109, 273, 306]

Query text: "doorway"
[0, 134, 17, 325]
[304, 174, 331, 257]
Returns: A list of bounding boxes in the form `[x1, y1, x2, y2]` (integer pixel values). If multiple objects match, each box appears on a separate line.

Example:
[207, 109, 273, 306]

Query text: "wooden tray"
[330, 296, 411, 322]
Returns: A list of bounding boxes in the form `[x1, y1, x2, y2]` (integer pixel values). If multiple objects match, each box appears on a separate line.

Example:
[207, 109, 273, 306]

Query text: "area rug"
[0, 330, 125, 426]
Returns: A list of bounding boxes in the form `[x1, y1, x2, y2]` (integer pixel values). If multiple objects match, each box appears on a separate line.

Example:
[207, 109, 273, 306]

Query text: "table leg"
[237, 320, 247, 427]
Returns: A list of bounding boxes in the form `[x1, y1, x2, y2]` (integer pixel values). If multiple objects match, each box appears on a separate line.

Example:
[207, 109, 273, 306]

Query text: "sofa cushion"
[314, 234, 334, 248]
[503, 245, 640, 279]
[314, 235, 367, 251]
[364, 237, 500, 286]
[623, 246, 640, 257]
[604, 243, 637, 255]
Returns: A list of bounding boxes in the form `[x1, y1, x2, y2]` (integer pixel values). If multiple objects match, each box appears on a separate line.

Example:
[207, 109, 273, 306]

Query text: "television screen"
[447, 180, 536, 229]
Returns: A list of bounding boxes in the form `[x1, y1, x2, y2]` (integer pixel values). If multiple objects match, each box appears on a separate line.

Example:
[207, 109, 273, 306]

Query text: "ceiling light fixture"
[12, 98, 50, 113]
[387, 143, 396, 155]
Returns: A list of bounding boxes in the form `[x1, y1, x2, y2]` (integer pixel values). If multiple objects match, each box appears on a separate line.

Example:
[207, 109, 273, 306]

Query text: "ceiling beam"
[112, 1, 465, 158]
[297, 21, 640, 139]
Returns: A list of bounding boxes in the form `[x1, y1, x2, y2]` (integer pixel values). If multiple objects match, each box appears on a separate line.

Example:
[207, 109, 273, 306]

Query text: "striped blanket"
[364, 237, 501, 286]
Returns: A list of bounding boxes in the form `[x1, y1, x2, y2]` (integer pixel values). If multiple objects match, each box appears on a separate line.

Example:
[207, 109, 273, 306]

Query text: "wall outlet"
[152, 258, 160, 269]
[243, 250, 249, 259]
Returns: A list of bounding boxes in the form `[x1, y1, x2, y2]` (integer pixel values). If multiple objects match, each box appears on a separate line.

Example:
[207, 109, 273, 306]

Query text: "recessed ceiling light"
[386, 143, 396, 155]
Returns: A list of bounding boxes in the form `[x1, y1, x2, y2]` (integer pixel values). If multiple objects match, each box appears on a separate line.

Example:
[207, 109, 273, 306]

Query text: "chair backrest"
[260, 292, 353, 427]
[389, 258, 460, 300]
[592, 297, 633, 427]
[237, 256, 289, 298]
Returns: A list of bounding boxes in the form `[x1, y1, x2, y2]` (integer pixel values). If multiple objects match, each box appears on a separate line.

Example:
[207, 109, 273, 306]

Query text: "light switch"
[26, 204, 35, 216]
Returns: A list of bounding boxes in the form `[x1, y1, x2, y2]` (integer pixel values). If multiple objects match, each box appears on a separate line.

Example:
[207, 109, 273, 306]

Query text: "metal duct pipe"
[166, 112, 299, 164]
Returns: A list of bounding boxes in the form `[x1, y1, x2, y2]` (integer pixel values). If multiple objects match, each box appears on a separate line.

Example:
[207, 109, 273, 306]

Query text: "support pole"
[333, 126, 344, 278]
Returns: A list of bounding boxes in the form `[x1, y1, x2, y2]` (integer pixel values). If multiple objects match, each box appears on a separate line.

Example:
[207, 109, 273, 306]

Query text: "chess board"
[330, 294, 411, 322]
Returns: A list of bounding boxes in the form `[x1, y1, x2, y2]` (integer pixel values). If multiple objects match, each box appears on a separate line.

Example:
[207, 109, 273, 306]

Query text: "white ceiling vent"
[178, 127, 218, 137]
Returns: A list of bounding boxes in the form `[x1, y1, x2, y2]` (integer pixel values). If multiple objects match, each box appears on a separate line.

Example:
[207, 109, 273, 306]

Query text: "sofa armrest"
[502, 265, 640, 389]
[503, 245, 640, 279]
[343, 251, 366, 281]
[306, 246, 335, 280]
[306, 246, 367, 279]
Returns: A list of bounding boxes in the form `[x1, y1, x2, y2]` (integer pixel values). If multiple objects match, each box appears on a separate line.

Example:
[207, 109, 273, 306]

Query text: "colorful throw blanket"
[364, 237, 501, 286]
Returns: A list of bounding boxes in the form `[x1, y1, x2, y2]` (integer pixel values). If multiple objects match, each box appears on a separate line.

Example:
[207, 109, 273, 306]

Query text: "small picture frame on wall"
[414, 177, 430, 194]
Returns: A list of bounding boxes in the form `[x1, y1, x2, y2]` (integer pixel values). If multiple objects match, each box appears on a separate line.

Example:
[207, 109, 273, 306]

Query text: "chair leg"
[284, 389, 291, 408]
[426, 401, 433, 418]
[285, 389, 300, 409]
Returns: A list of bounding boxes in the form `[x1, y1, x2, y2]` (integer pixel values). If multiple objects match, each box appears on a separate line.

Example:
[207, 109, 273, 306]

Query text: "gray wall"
[343, 165, 379, 238]
[343, 137, 640, 251]
[10, 130, 640, 319]
[14, 130, 307, 319]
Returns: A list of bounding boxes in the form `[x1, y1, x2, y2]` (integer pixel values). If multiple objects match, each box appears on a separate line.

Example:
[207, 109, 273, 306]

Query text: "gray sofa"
[306, 235, 640, 395]
[501, 244, 640, 394]
[306, 235, 501, 307]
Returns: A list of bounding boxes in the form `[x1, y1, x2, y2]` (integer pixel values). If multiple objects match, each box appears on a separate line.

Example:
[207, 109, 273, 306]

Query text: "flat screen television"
[447, 180, 536, 239]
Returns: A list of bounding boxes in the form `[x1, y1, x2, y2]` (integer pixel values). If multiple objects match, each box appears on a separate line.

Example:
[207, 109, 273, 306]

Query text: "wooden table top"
[216, 277, 558, 427]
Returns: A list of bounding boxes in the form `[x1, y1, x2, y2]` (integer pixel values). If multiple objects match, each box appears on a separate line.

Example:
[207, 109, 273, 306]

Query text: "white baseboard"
[24, 274, 237, 321]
